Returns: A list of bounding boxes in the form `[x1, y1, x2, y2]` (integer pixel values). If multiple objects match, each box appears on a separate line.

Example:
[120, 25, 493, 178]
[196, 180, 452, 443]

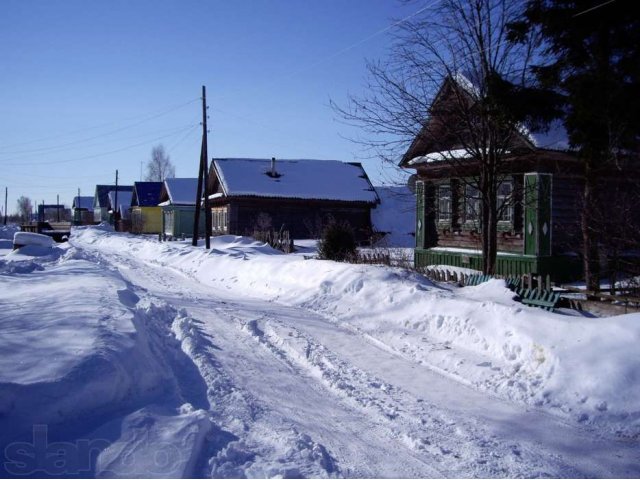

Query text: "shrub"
[318, 222, 356, 262]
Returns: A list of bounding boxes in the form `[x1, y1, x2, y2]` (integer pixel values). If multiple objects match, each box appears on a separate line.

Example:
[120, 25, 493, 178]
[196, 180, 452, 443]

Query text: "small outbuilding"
[107, 190, 133, 232]
[207, 158, 379, 241]
[158, 178, 206, 239]
[93, 185, 133, 224]
[72, 196, 94, 225]
[130, 182, 163, 234]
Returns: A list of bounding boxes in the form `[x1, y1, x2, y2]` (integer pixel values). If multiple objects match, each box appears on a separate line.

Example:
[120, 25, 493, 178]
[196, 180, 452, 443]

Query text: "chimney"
[271, 157, 276, 177]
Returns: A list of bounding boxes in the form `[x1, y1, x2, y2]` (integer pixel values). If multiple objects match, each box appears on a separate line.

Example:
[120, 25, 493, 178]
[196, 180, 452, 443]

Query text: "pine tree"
[509, 0, 640, 292]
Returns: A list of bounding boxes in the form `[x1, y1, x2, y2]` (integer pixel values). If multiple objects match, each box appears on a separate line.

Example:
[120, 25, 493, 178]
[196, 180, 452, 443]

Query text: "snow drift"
[68, 227, 640, 438]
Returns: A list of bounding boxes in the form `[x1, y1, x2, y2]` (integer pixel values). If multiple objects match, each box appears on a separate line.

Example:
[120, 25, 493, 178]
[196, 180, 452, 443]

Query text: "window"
[465, 184, 481, 223]
[211, 206, 228, 233]
[438, 185, 452, 222]
[498, 181, 513, 222]
[164, 210, 174, 236]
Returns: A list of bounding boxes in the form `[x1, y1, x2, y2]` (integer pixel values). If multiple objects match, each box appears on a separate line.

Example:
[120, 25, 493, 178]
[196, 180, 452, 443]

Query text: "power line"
[573, 0, 615, 17]
[0, 123, 197, 161]
[2, 170, 114, 180]
[0, 97, 199, 153]
[2, 125, 196, 167]
[210, 1, 441, 103]
[296, 0, 442, 72]
[167, 124, 200, 154]
[451, 1, 618, 70]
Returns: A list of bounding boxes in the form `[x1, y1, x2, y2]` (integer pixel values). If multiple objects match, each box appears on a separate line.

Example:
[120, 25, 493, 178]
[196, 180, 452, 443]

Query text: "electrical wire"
[573, 0, 615, 17]
[209, 1, 442, 103]
[2, 125, 196, 167]
[0, 123, 198, 162]
[167, 125, 200, 154]
[0, 97, 199, 153]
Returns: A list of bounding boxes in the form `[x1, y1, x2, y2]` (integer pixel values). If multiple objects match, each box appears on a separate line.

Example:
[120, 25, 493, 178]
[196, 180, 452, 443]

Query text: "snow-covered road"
[76, 232, 639, 478]
[1, 227, 638, 478]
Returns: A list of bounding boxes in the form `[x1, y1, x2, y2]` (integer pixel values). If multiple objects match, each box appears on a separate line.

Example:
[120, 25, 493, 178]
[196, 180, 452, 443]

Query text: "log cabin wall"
[215, 197, 374, 241]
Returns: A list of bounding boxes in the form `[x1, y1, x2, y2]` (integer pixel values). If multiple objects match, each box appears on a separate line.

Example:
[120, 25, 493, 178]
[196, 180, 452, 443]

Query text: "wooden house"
[107, 190, 133, 232]
[158, 178, 205, 239]
[93, 185, 112, 223]
[401, 76, 591, 281]
[93, 185, 133, 224]
[131, 182, 163, 234]
[72, 196, 94, 225]
[206, 158, 380, 241]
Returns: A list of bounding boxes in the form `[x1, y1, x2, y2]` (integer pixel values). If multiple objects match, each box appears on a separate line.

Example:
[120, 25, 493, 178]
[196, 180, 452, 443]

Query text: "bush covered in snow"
[317, 222, 356, 262]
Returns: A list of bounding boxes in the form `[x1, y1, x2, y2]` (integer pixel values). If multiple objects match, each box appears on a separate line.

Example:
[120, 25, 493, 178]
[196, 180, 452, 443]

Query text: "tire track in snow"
[73, 245, 349, 478]
[71, 234, 639, 478]
[235, 313, 583, 478]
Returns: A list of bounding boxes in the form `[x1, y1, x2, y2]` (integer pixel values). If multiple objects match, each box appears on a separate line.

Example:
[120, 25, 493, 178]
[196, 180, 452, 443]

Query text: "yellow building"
[131, 182, 163, 234]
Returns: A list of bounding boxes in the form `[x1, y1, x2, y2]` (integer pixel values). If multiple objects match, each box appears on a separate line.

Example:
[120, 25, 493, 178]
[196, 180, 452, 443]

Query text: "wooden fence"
[421, 267, 640, 312]
[253, 229, 294, 253]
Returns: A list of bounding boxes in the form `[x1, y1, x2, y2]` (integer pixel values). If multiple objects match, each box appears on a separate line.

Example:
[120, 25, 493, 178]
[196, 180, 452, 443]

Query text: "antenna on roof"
[267, 157, 281, 178]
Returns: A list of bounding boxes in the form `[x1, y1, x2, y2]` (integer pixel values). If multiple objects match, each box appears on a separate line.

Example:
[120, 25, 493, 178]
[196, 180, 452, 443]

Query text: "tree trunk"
[480, 171, 498, 276]
[482, 201, 498, 276]
[582, 160, 601, 296]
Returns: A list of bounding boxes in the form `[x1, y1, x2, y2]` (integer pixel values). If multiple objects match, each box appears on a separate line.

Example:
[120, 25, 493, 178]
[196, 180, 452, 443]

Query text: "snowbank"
[0, 224, 19, 240]
[13, 231, 54, 248]
[0, 249, 213, 477]
[70, 228, 640, 437]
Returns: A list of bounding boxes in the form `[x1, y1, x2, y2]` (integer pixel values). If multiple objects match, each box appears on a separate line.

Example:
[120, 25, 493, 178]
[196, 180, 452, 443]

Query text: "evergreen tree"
[509, 0, 640, 292]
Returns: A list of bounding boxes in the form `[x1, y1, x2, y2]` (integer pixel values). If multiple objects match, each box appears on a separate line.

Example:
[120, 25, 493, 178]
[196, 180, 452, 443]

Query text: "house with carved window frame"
[400, 76, 589, 281]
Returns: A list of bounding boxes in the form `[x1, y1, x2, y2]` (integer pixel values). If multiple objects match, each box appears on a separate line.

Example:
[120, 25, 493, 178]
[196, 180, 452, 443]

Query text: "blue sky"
[0, 0, 418, 214]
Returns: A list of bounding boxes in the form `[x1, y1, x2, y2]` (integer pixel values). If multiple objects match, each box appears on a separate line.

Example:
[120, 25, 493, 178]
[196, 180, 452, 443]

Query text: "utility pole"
[3, 187, 7, 225]
[202, 86, 211, 250]
[56, 194, 60, 222]
[114, 170, 119, 227]
[192, 85, 211, 249]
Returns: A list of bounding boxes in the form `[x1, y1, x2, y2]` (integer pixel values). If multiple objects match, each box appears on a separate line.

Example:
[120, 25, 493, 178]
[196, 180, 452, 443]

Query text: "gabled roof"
[94, 185, 112, 208]
[72, 196, 93, 209]
[94, 185, 133, 208]
[159, 178, 200, 206]
[107, 191, 133, 216]
[401, 74, 570, 167]
[210, 158, 379, 204]
[132, 182, 163, 207]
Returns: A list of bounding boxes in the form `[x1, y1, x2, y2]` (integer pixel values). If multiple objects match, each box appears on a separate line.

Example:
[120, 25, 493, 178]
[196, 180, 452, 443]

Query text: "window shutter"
[524, 173, 552, 256]
[415, 180, 426, 249]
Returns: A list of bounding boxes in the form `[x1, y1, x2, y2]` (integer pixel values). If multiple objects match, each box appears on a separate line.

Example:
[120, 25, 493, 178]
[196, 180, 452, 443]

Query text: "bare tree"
[16, 196, 33, 223]
[333, 0, 548, 274]
[145, 144, 176, 182]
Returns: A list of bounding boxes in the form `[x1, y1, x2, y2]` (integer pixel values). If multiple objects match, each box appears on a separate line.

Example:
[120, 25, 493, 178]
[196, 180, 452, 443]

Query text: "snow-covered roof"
[162, 178, 200, 206]
[94, 185, 133, 208]
[132, 182, 163, 207]
[73, 196, 93, 210]
[212, 158, 378, 203]
[107, 191, 133, 217]
[408, 149, 474, 165]
[452, 74, 570, 152]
